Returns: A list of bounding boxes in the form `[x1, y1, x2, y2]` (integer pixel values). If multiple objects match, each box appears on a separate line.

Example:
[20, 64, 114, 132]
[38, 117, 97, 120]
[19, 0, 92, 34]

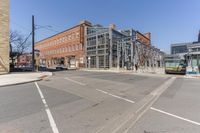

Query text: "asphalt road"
[129, 78, 200, 133]
[0, 70, 199, 133]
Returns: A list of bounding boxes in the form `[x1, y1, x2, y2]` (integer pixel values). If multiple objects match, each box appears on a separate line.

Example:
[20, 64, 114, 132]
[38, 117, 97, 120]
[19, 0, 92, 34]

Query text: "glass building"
[171, 41, 200, 74]
[86, 25, 128, 68]
[171, 43, 191, 55]
[187, 42, 200, 68]
[85, 24, 164, 70]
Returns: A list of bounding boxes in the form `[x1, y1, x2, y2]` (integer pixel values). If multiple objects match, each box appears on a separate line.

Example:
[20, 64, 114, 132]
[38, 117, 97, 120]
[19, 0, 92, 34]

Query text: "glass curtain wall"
[86, 27, 110, 68]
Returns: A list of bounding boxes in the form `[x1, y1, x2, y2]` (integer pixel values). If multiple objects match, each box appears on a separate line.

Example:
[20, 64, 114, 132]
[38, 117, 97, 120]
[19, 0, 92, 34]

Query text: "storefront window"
[192, 55, 198, 67]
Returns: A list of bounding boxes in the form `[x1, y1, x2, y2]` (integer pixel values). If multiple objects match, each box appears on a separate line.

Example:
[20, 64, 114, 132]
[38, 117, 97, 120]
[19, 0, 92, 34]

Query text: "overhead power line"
[35, 24, 59, 33]
[10, 19, 31, 33]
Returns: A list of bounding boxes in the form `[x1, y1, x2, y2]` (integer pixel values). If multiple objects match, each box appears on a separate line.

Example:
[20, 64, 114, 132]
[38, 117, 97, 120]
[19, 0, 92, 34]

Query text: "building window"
[79, 44, 82, 50]
[69, 45, 72, 52]
[71, 34, 74, 40]
[76, 32, 80, 39]
[72, 45, 75, 51]
[66, 35, 68, 41]
[76, 44, 79, 51]
[72, 33, 75, 40]
[69, 35, 71, 40]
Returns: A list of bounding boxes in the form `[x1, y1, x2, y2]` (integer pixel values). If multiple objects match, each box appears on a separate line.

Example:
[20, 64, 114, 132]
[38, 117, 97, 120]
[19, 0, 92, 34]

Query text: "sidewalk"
[184, 74, 200, 79]
[0, 72, 52, 87]
[80, 69, 188, 78]
[81, 68, 165, 75]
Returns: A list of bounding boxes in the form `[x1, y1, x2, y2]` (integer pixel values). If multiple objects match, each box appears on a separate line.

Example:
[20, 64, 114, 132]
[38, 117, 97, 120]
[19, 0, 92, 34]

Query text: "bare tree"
[136, 43, 149, 68]
[10, 30, 31, 64]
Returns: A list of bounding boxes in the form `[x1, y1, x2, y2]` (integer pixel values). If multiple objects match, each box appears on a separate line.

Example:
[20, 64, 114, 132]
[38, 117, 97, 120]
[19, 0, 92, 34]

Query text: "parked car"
[39, 64, 47, 71]
[56, 64, 66, 70]
[21, 64, 33, 71]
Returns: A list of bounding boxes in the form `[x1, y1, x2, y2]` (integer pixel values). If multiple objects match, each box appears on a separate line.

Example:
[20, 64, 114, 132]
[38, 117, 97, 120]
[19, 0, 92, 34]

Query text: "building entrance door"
[69, 56, 76, 68]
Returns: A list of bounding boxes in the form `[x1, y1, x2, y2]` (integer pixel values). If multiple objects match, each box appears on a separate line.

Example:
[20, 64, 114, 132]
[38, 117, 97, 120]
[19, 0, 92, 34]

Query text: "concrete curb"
[184, 75, 200, 79]
[0, 72, 53, 87]
[0, 78, 42, 88]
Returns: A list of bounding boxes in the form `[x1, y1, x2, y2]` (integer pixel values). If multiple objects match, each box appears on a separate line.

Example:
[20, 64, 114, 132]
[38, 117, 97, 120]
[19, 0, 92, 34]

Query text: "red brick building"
[136, 32, 151, 46]
[35, 20, 91, 68]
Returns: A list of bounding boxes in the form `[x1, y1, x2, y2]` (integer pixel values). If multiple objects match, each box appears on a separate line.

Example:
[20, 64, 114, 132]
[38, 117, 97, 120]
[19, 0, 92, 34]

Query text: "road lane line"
[151, 107, 200, 126]
[96, 89, 135, 103]
[35, 82, 60, 133]
[65, 77, 86, 86]
[105, 77, 176, 133]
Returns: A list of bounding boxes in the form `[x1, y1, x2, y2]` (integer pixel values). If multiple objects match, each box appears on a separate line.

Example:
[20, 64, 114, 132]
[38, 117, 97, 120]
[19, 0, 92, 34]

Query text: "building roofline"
[136, 31, 150, 40]
[35, 22, 91, 44]
[171, 42, 193, 46]
[188, 42, 200, 48]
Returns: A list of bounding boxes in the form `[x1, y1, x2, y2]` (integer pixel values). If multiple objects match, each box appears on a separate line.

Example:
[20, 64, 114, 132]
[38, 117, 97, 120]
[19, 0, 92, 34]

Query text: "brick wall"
[35, 21, 91, 68]
[0, 0, 10, 73]
[136, 31, 151, 46]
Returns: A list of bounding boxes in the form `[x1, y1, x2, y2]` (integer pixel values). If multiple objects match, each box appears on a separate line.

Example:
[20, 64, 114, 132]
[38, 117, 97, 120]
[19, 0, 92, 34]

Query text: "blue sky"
[10, 0, 200, 53]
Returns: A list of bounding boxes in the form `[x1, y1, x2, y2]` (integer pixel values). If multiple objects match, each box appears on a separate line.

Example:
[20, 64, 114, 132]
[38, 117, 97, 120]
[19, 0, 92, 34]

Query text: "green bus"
[164, 55, 187, 74]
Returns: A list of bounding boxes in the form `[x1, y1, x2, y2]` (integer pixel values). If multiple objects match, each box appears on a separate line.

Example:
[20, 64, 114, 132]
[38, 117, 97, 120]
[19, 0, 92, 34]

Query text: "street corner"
[38, 72, 53, 80]
[0, 72, 53, 87]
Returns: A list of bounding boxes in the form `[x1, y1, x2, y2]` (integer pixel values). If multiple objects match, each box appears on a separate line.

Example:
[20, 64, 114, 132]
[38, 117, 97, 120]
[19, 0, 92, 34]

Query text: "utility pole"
[32, 15, 35, 71]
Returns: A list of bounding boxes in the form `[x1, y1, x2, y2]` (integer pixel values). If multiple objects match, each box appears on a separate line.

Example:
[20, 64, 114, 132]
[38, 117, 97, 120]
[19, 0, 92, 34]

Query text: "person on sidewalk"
[135, 63, 138, 71]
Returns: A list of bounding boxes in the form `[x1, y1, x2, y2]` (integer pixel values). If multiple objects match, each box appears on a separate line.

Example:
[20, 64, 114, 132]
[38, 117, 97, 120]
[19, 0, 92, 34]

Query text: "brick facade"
[0, 0, 10, 73]
[136, 32, 151, 46]
[35, 20, 91, 68]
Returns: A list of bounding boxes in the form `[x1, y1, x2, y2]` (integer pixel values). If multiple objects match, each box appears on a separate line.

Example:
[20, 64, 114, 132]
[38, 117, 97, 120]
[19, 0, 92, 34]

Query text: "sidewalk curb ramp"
[96, 77, 176, 133]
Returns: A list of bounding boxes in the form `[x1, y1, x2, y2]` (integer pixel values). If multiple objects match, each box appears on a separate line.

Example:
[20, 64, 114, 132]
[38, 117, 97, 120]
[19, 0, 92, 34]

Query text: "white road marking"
[151, 107, 200, 126]
[65, 77, 86, 86]
[96, 89, 135, 103]
[35, 82, 60, 133]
